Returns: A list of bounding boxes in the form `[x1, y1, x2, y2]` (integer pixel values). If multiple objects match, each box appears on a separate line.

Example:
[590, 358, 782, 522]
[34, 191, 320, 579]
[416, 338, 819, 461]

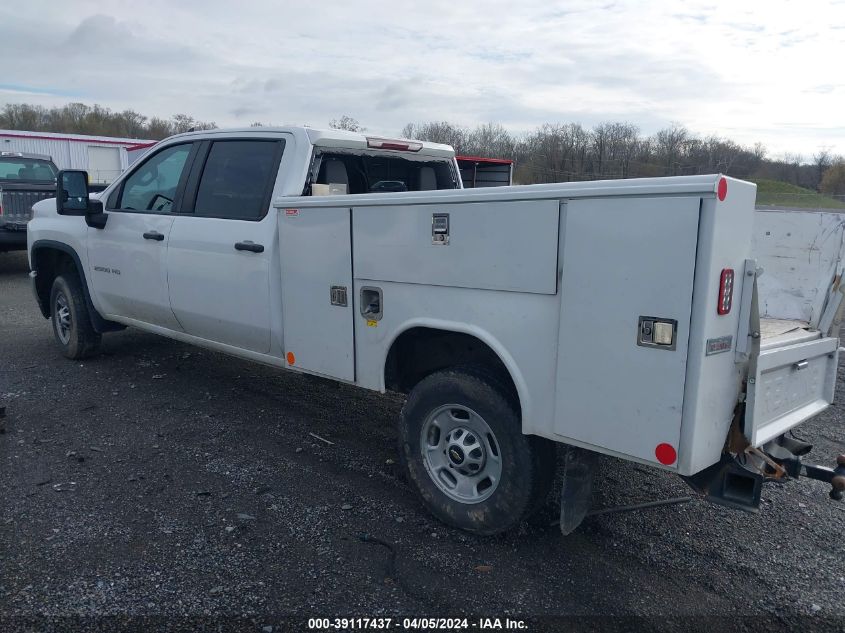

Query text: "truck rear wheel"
[50, 274, 101, 360]
[399, 367, 555, 535]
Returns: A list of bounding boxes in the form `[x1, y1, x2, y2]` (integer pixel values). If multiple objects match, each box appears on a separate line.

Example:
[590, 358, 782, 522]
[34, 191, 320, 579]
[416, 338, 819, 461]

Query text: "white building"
[0, 130, 155, 185]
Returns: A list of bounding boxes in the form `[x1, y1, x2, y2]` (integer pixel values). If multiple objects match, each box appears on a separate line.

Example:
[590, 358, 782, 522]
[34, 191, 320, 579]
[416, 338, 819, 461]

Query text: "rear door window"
[192, 140, 283, 220]
[313, 153, 457, 194]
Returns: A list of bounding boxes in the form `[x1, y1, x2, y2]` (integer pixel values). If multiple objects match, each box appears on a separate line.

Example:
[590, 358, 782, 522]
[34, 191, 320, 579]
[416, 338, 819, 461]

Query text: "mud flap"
[559, 446, 598, 535]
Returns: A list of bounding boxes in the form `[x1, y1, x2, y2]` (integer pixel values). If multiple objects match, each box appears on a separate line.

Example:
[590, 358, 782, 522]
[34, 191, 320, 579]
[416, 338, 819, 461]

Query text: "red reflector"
[717, 268, 734, 315]
[717, 177, 727, 201]
[655, 443, 677, 465]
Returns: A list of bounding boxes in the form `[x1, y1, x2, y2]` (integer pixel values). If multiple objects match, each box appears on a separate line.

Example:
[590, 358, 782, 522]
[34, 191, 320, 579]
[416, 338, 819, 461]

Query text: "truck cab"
[28, 127, 460, 351]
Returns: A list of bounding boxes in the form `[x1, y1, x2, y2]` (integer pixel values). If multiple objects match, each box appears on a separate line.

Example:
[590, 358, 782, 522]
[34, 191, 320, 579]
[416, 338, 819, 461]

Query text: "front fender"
[29, 239, 122, 333]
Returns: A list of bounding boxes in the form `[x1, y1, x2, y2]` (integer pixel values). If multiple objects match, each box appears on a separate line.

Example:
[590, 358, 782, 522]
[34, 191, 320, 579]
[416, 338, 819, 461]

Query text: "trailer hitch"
[682, 454, 764, 512]
[773, 454, 845, 500]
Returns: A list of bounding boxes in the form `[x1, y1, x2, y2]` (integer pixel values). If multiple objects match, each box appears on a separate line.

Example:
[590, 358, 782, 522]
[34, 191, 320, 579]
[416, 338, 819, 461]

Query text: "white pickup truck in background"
[26, 126, 845, 535]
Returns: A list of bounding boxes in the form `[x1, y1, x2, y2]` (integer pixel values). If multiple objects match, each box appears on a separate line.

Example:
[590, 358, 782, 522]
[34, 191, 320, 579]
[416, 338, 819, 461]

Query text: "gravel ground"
[1, 250, 844, 631]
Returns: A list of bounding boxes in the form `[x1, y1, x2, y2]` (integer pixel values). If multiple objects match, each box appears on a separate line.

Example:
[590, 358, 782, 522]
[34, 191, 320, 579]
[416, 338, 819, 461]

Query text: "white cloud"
[1, 0, 843, 156]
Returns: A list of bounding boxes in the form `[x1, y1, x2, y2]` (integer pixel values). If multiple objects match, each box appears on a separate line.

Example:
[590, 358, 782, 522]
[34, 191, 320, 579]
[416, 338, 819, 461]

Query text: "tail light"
[366, 137, 422, 152]
[718, 268, 734, 315]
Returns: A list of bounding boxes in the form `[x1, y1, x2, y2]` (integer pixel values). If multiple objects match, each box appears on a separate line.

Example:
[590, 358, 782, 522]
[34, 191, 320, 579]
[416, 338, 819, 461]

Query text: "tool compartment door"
[554, 196, 701, 466]
[279, 206, 355, 382]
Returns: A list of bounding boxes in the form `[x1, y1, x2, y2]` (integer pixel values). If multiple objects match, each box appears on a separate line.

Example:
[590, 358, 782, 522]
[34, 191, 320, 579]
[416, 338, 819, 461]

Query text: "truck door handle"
[143, 231, 164, 241]
[234, 241, 264, 253]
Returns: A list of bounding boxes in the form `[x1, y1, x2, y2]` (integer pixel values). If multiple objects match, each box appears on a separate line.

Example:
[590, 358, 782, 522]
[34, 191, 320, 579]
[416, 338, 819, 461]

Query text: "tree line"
[0, 102, 216, 141]
[398, 120, 844, 195]
[1, 102, 842, 196]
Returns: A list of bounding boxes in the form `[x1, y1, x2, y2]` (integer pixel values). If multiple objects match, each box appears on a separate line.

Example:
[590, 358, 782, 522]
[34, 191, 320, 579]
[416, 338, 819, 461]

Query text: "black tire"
[49, 274, 101, 360]
[399, 367, 556, 535]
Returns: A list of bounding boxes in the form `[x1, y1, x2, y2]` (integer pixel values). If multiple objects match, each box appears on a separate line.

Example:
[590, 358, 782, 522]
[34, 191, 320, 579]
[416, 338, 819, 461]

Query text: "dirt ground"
[1, 250, 844, 631]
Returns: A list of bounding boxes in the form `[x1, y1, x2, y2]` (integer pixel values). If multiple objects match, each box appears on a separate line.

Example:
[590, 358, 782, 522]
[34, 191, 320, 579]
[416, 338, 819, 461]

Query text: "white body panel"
[352, 200, 559, 295]
[86, 212, 180, 330]
[746, 336, 838, 445]
[168, 215, 273, 354]
[351, 281, 561, 436]
[26, 126, 842, 482]
[555, 196, 700, 463]
[677, 187, 757, 474]
[279, 207, 355, 381]
[752, 210, 845, 325]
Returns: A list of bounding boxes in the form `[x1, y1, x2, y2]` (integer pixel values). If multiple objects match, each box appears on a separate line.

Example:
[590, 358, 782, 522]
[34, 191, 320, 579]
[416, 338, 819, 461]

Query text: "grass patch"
[750, 178, 845, 209]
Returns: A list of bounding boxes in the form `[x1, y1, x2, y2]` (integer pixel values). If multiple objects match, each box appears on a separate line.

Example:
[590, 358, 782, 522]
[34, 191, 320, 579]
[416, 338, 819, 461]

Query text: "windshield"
[0, 158, 58, 182]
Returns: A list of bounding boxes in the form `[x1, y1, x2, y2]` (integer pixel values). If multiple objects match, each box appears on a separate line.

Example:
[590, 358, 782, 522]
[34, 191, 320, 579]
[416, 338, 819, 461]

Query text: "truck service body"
[27, 126, 845, 535]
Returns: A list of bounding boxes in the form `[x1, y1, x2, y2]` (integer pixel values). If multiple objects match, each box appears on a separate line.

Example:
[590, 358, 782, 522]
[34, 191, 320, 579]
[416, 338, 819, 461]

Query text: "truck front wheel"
[50, 274, 101, 360]
[399, 367, 555, 535]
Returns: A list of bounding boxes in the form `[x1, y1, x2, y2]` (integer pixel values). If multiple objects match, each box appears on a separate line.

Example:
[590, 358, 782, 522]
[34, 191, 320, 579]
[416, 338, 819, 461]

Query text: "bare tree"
[813, 148, 833, 190]
[820, 160, 845, 196]
[654, 124, 690, 176]
[171, 114, 217, 134]
[330, 115, 365, 132]
[402, 121, 468, 152]
[464, 122, 515, 158]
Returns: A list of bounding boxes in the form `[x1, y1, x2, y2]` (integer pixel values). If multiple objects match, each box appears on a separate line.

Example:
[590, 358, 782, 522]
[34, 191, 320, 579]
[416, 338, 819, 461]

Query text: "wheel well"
[32, 247, 78, 317]
[384, 327, 519, 405]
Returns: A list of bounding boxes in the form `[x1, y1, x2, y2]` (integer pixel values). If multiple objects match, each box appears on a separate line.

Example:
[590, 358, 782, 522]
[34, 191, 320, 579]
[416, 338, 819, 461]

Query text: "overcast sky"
[2, 0, 843, 157]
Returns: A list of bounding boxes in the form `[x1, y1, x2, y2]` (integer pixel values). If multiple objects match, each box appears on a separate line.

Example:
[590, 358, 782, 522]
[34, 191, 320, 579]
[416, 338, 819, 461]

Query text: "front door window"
[117, 144, 192, 212]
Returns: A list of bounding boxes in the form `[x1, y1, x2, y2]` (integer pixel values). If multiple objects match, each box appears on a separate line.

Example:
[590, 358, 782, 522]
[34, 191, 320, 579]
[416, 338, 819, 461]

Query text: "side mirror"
[56, 170, 89, 215]
[56, 169, 108, 229]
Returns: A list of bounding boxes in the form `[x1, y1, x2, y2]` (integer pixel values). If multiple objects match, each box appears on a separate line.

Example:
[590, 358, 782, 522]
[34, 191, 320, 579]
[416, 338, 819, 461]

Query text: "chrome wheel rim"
[420, 404, 502, 504]
[54, 291, 71, 345]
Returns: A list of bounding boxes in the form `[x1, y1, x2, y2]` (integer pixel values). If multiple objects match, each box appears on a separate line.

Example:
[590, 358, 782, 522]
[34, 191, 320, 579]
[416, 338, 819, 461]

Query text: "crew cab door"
[166, 138, 285, 354]
[87, 142, 196, 329]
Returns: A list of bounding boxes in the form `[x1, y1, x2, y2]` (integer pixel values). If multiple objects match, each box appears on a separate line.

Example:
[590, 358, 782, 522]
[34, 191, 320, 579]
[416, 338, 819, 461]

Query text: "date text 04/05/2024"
[307, 617, 527, 630]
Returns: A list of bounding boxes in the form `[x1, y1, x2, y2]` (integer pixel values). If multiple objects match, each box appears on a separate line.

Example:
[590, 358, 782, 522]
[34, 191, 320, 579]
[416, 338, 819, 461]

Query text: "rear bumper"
[0, 226, 27, 251]
[684, 433, 845, 510]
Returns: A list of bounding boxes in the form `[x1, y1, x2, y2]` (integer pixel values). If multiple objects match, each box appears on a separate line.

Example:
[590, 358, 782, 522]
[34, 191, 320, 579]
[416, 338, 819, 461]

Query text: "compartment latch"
[637, 316, 677, 350]
[432, 213, 449, 245]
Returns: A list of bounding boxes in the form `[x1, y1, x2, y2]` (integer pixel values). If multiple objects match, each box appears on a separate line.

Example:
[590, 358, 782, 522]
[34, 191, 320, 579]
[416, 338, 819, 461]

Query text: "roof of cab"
[164, 126, 455, 159]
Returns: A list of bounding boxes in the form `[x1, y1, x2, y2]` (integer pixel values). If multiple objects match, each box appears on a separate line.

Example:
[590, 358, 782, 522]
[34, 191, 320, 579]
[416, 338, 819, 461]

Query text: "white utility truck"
[27, 127, 845, 535]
